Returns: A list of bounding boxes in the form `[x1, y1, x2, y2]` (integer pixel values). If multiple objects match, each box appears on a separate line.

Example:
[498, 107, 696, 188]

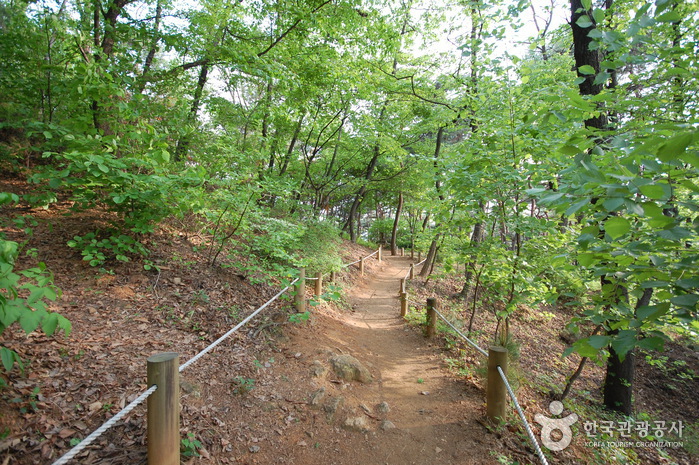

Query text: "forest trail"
[267, 255, 505, 465]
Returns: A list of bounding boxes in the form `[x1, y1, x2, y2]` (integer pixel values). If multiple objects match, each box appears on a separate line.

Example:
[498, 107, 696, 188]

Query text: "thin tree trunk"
[390, 192, 403, 255]
[175, 62, 210, 161]
[278, 112, 305, 176]
[138, 0, 163, 93]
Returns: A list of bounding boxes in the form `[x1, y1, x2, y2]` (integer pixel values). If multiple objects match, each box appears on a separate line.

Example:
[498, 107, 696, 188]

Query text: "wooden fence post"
[147, 352, 180, 465]
[359, 257, 365, 276]
[295, 268, 306, 313]
[378, 245, 382, 262]
[409, 264, 415, 279]
[411, 248, 414, 259]
[486, 346, 508, 422]
[400, 292, 407, 318]
[401, 247, 405, 256]
[418, 251, 421, 262]
[426, 297, 437, 338]
[330, 270, 337, 283]
[399, 278, 406, 296]
[314, 272, 323, 297]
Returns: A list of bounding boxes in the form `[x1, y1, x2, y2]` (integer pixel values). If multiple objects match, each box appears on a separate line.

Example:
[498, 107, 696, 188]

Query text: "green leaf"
[670, 294, 699, 308]
[636, 304, 669, 322]
[577, 16, 593, 28]
[540, 192, 565, 205]
[42, 313, 58, 336]
[578, 64, 596, 75]
[559, 145, 581, 155]
[593, 71, 611, 85]
[676, 278, 699, 290]
[19, 309, 42, 334]
[656, 10, 681, 22]
[588, 335, 611, 349]
[591, 8, 605, 23]
[0, 192, 20, 206]
[577, 253, 597, 267]
[602, 197, 624, 212]
[636, 336, 665, 352]
[604, 216, 631, 239]
[1, 347, 18, 371]
[641, 202, 664, 218]
[657, 227, 692, 241]
[565, 197, 590, 216]
[611, 330, 637, 359]
[657, 133, 693, 162]
[639, 183, 669, 200]
[571, 339, 599, 358]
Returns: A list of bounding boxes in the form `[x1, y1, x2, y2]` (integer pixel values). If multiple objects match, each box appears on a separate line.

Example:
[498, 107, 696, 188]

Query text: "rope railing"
[51, 385, 158, 465]
[342, 247, 380, 269]
[50, 247, 384, 464]
[415, 257, 427, 267]
[179, 278, 299, 372]
[398, 261, 547, 465]
[52, 274, 303, 464]
[433, 308, 488, 357]
[498, 366, 550, 465]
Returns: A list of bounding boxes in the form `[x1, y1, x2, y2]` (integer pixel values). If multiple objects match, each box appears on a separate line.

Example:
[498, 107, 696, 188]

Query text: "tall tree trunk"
[138, 0, 162, 93]
[460, 203, 485, 297]
[603, 289, 652, 413]
[571, 0, 633, 414]
[390, 192, 403, 255]
[343, 125, 382, 242]
[175, 62, 210, 161]
[278, 112, 305, 175]
[420, 126, 445, 277]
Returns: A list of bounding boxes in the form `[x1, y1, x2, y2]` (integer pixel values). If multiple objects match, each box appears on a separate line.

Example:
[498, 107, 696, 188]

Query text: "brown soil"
[251, 255, 506, 465]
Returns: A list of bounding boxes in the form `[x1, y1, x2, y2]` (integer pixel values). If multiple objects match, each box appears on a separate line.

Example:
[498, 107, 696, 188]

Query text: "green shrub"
[0, 238, 70, 372]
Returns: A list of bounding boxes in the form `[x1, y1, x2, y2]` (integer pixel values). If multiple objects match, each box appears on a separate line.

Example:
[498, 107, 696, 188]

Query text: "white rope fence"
[52, 246, 393, 464]
[51, 385, 158, 465]
[433, 308, 488, 357]
[498, 366, 550, 465]
[399, 259, 547, 465]
[52, 275, 301, 464]
[342, 248, 379, 268]
[179, 278, 299, 372]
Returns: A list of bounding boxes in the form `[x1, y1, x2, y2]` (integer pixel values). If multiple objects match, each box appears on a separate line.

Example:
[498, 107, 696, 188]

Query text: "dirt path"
[263, 255, 506, 465]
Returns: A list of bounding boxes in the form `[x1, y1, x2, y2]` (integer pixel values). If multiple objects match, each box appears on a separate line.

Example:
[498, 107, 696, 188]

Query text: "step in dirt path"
[267, 255, 508, 465]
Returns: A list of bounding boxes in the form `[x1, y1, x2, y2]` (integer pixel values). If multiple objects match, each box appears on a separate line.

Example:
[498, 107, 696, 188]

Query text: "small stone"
[180, 380, 198, 394]
[249, 446, 260, 453]
[323, 396, 344, 422]
[343, 416, 369, 432]
[295, 352, 302, 358]
[376, 401, 390, 414]
[310, 388, 326, 406]
[311, 361, 327, 377]
[380, 420, 396, 431]
[436, 447, 442, 454]
[297, 440, 307, 447]
[329, 354, 372, 383]
[173, 277, 182, 285]
[420, 391, 430, 396]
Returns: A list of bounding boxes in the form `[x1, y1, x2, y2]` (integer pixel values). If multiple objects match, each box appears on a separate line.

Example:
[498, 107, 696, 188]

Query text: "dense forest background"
[1, 0, 697, 442]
